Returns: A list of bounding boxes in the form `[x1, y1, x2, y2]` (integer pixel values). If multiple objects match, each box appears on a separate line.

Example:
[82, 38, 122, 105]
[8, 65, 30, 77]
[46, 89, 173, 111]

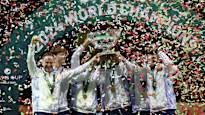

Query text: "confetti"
[0, 0, 204, 114]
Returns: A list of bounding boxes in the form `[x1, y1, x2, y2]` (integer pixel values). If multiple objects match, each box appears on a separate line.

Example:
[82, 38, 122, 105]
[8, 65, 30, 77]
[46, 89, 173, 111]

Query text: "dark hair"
[147, 50, 156, 55]
[50, 45, 67, 55]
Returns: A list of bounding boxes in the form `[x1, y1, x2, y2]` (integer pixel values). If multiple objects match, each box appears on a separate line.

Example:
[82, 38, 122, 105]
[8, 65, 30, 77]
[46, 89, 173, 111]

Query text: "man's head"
[41, 52, 54, 73]
[147, 51, 160, 70]
[51, 45, 68, 66]
[81, 52, 92, 64]
[147, 54, 159, 63]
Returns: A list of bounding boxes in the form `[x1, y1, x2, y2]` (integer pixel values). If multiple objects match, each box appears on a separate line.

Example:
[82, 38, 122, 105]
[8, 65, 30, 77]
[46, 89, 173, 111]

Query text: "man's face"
[148, 54, 158, 64]
[81, 52, 91, 64]
[41, 55, 54, 73]
[147, 54, 159, 69]
[55, 52, 67, 65]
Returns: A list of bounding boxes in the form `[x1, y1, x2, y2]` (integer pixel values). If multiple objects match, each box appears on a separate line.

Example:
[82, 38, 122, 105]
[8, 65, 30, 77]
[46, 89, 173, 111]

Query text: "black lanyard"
[110, 68, 115, 86]
[110, 68, 116, 93]
[83, 79, 90, 93]
[151, 70, 156, 91]
[82, 72, 91, 99]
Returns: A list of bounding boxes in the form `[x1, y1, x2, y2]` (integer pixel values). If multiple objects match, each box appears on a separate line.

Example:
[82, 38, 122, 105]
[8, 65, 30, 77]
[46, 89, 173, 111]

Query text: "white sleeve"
[158, 51, 172, 65]
[71, 45, 85, 69]
[26, 44, 38, 77]
[158, 51, 179, 78]
[168, 65, 180, 79]
[61, 60, 92, 81]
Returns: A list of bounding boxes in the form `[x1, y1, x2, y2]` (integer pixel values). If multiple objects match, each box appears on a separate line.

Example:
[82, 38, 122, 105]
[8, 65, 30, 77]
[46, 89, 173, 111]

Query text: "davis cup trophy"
[88, 28, 122, 68]
[88, 29, 121, 55]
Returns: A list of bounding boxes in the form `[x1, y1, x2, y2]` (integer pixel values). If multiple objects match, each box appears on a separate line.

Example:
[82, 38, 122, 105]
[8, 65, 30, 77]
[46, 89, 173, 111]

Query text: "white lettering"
[88, 6, 98, 17]
[107, 4, 117, 15]
[78, 8, 89, 20]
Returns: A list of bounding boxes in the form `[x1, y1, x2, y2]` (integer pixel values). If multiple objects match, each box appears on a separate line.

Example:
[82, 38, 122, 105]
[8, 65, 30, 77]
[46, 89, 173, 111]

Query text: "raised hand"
[31, 35, 40, 45]
[83, 38, 91, 48]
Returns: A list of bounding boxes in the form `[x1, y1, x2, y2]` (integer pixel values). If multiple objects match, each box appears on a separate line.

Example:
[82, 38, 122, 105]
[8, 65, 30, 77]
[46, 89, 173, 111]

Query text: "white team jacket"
[27, 44, 92, 113]
[70, 45, 99, 113]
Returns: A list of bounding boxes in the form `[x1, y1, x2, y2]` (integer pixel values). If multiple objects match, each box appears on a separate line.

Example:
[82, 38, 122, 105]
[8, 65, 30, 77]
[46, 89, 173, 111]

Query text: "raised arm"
[62, 54, 100, 81]
[71, 45, 84, 69]
[158, 51, 179, 78]
[71, 38, 91, 69]
[26, 36, 39, 76]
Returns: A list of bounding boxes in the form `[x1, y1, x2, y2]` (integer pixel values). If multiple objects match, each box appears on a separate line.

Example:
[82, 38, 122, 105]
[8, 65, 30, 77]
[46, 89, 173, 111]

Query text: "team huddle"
[27, 30, 179, 115]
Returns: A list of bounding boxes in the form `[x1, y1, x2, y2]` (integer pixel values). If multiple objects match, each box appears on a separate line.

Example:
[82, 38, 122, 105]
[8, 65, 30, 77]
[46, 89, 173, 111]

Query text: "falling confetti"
[0, 0, 204, 114]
